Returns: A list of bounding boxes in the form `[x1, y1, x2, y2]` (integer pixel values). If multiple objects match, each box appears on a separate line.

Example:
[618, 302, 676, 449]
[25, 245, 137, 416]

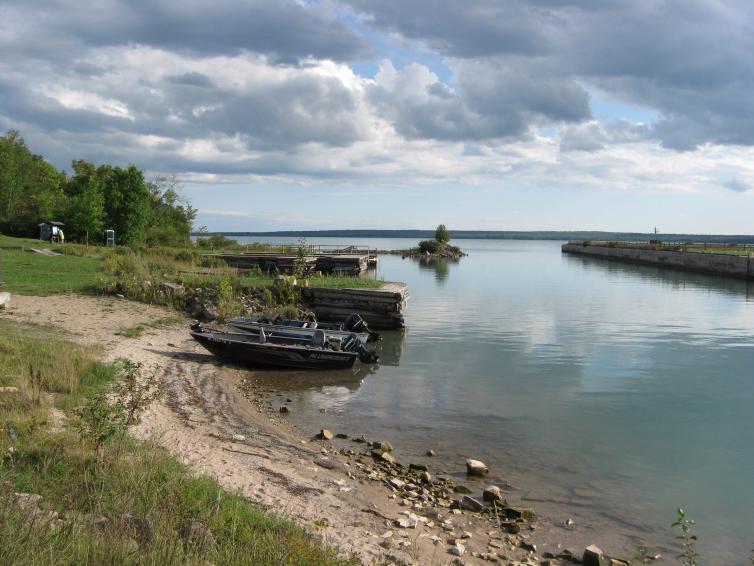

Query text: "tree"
[65, 160, 105, 243]
[102, 165, 151, 245]
[145, 174, 197, 246]
[435, 224, 450, 244]
[0, 130, 65, 236]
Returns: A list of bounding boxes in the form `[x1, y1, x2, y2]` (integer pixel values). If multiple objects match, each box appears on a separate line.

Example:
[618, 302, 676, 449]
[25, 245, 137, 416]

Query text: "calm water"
[238, 237, 754, 562]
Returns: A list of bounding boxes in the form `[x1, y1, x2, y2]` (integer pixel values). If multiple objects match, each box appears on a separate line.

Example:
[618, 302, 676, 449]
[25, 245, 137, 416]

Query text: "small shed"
[39, 221, 65, 242]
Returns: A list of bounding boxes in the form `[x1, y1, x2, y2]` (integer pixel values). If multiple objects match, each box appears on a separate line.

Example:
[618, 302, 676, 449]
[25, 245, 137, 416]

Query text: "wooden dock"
[301, 283, 408, 329]
[213, 247, 376, 275]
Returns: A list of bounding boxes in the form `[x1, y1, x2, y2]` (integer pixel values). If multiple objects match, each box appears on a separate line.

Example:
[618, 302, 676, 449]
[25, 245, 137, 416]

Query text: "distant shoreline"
[193, 229, 754, 244]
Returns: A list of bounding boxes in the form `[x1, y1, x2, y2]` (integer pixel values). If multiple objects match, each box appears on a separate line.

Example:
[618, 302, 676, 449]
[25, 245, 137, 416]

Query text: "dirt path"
[4, 294, 563, 566]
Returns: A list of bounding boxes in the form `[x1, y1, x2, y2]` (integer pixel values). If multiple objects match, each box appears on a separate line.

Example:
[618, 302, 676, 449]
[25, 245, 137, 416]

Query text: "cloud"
[367, 59, 590, 141]
[345, 0, 754, 150]
[1, 0, 368, 63]
[1, 0, 754, 206]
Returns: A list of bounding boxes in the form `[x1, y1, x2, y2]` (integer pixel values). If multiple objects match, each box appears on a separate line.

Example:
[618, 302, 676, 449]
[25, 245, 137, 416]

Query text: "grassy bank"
[0, 235, 384, 318]
[0, 318, 357, 565]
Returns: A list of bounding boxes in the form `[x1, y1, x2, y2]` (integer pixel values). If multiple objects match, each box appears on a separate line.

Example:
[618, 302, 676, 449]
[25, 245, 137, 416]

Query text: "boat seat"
[259, 328, 267, 344]
[310, 329, 326, 348]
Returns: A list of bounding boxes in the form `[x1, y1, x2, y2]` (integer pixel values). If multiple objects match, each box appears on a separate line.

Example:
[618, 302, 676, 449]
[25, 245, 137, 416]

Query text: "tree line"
[0, 130, 196, 246]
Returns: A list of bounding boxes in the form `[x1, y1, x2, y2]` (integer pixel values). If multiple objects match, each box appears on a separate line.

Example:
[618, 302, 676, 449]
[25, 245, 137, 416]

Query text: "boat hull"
[191, 331, 358, 370]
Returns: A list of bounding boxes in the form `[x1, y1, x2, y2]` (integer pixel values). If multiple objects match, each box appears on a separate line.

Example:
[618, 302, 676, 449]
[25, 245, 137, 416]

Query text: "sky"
[1, 0, 753, 233]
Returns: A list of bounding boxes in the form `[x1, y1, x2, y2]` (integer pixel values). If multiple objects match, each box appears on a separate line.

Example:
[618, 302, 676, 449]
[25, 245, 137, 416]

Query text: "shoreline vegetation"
[0, 318, 356, 565]
[0, 234, 384, 322]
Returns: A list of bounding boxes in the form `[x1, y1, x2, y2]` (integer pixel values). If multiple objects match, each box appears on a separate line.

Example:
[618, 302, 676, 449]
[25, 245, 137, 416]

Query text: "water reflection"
[563, 254, 754, 300]
[414, 256, 459, 284]
[249, 330, 405, 390]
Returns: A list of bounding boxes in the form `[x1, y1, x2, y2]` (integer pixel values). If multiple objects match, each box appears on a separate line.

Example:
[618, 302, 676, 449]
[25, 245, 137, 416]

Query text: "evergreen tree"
[435, 224, 450, 244]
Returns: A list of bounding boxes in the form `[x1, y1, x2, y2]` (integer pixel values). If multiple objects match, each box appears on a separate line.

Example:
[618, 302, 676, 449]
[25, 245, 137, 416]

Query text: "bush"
[418, 239, 443, 254]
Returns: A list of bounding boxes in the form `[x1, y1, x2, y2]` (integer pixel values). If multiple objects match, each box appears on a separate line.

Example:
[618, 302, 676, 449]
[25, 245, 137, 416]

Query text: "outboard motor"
[343, 314, 381, 342]
[342, 333, 380, 364]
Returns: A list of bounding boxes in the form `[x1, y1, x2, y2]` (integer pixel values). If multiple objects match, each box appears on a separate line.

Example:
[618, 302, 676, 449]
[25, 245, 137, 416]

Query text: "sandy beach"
[4, 293, 610, 565]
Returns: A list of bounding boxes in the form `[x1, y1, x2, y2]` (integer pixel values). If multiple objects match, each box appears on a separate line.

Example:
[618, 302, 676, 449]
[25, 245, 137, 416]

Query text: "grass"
[0, 319, 358, 565]
[0, 247, 103, 295]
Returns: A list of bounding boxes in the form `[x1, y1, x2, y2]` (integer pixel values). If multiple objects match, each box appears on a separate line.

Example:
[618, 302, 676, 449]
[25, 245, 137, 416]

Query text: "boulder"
[426, 449, 435, 456]
[583, 544, 604, 566]
[318, 429, 334, 440]
[120, 513, 154, 545]
[448, 543, 466, 556]
[409, 463, 428, 472]
[465, 459, 489, 477]
[381, 452, 396, 464]
[200, 307, 218, 322]
[372, 441, 393, 453]
[179, 521, 215, 549]
[459, 495, 484, 512]
[482, 485, 503, 503]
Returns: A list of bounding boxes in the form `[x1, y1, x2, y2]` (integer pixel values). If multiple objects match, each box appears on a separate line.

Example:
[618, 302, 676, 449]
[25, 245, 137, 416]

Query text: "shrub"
[418, 239, 443, 254]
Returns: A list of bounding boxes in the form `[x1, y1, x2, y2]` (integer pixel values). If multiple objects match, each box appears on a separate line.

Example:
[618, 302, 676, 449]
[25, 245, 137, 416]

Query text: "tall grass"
[0, 319, 358, 566]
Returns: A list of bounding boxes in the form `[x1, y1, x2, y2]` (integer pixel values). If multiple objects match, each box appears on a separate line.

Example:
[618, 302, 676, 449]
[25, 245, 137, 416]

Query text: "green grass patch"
[306, 275, 385, 289]
[117, 316, 183, 339]
[0, 318, 357, 566]
[0, 248, 103, 295]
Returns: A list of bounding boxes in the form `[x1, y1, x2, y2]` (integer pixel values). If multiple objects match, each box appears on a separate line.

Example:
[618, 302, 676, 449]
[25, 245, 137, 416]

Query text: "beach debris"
[466, 458, 489, 477]
[279, 406, 290, 414]
[231, 434, 246, 442]
[582, 544, 604, 566]
[318, 429, 334, 441]
[448, 542, 466, 556]
[28, 248, 62, 256]
[0, 386, 20, 394]
[0, 292, 11, 306]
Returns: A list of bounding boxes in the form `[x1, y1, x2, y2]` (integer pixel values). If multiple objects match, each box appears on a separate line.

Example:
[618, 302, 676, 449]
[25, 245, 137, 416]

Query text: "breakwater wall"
[562, 242, 754, 279]
[301, 283, 408, 329]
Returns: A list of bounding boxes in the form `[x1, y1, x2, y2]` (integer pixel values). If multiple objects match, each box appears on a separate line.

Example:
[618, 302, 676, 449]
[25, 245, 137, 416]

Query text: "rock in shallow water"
[466, 458, 489, 477]
[318, 429, 334, 440]
[583, 544, 604, 566]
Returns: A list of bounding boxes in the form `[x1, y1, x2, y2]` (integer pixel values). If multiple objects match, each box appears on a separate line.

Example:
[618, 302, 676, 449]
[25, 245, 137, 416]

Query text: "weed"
[672, 507, 699, 566]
